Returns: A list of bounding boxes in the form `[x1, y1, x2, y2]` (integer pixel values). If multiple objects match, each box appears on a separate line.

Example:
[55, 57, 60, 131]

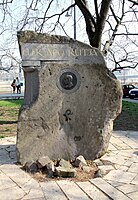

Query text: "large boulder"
[16, 31, 122, 165]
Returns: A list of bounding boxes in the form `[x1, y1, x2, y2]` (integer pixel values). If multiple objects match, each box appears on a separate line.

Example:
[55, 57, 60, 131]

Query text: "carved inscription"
[21, 44, 97, 60]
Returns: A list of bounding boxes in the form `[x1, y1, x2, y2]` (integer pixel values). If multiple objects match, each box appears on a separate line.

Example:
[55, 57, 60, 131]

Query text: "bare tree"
[0, 52, 21, 73]
[0, 0, 137, 72]
[128, 0, 138, 5]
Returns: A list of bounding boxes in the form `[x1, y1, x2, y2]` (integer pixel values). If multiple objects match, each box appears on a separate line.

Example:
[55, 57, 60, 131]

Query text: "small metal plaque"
[56, 68, 81, 93]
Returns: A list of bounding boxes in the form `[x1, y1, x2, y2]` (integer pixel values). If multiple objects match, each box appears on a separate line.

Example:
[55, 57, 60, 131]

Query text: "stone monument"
[16, 31, 122, 164]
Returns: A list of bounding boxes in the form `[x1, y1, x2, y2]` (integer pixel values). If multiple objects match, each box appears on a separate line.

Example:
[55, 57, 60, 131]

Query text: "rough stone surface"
[94, 169, 103, 178]
[59, 159, 72, 169]
[73, 155, 87, 167]
[24, 161, 38, 173]
[55, 166, 76, 178]
[37, 156, 51, 169]
[93, 159, 103, 166]
[98, 165, 115, 175]
[16, 31, 122, 164]
[82, 166, 93, 173]
[46, 161, 55, 177]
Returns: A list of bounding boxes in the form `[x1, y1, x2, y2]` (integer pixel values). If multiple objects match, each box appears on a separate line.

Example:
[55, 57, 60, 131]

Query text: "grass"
[0, 99, 23, 107]
[114, 100, 138, 131]
[0, 99, 23, 137]
[0, 135, 5, 138]
[122, 101, 138, 116]
[0, 99, 137, 137]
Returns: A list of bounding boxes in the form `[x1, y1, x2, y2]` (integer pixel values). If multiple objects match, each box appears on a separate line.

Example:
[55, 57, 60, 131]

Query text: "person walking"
[11, 79, 16, 93]
[16, 77, 21, 93]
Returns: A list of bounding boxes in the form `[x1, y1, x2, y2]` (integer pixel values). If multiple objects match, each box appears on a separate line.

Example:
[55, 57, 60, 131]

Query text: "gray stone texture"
[46, 162, 55, 177]
[16, 31, 122, 164]
[73, 155, 87, 167]
[37, 156, 51, 168]
[55, 167, 76, 178]
[24, 161, 38, 173]
[82, 166, 93, 173]
[59, 159, 72, 169]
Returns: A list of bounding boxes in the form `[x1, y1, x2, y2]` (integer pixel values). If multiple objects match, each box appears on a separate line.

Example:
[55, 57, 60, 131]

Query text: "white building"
[114, 68, 138, 85]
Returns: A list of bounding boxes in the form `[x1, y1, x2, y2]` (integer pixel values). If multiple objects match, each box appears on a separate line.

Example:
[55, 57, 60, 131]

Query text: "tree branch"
[75, 0, 96, 46]
[128, 0, 138, 5]
[75, 0, 96, 27]
[102, 1, 125, 55]
[112, 64, 138, 72]
[37, 3, 75, 32]
[95, 0, 112, 48]
[0, 0, 13, 5]
[94, 0, 99, 20]
[39, 0, 54, 32]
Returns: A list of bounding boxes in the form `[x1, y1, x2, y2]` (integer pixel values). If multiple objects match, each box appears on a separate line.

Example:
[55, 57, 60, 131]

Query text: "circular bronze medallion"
[56, 68, 81, 93]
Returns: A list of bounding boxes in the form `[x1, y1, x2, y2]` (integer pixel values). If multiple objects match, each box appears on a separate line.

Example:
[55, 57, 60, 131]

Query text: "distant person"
[16, 77, 21, 93]
[11, 79, 16, 93]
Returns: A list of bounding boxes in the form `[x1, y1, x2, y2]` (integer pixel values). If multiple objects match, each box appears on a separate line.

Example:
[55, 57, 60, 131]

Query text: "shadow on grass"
[0, 120, 17, 124]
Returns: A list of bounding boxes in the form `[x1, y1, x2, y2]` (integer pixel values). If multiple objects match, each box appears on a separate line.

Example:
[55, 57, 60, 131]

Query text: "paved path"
[0, 93, 24, 99]
[123, 98, 138, 103]
[0, 131, 138, 200]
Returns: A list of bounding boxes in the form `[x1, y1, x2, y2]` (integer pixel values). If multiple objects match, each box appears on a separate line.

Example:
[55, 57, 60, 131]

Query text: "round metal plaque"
[56, 68, 81, 93]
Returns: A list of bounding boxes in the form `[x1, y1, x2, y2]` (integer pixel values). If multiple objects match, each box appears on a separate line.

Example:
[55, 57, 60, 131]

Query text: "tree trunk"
[75, 0, 112, 49]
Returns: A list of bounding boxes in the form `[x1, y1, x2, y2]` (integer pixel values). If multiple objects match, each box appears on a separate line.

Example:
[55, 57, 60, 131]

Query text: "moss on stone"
[17, 31, 72, 44]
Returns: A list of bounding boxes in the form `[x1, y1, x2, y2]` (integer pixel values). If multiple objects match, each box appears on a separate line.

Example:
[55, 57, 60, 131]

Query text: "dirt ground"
[0, 107, 18, 137]
[30, 160, 98, 182]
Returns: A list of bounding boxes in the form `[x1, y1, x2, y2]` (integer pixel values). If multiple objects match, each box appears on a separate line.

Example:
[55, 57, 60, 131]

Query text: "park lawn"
[122, 101, 138, 116]
[0, 99, 23, 107]
[114, 100, 138, 131]
[0, 99, 23, 138]
[0, 99, 137, 138]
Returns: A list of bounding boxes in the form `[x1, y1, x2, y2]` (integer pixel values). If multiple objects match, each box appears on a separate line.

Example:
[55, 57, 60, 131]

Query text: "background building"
[0, 64, 24, 83]
[114, 68, 138, 85]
